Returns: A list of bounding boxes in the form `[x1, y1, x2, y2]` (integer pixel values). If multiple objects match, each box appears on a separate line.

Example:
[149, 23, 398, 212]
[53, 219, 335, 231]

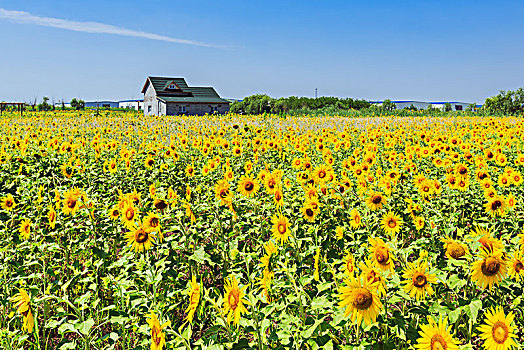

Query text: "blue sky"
[0, 0, 523, 104]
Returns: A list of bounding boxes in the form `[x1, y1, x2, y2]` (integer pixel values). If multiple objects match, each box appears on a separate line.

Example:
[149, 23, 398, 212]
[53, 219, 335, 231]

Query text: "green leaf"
[302, 319, 323, 339]
[466, 299, 482, 323]
[449, 307, 462, 323]
[76, 318, 95, 336]
[189, 246, 210, 264]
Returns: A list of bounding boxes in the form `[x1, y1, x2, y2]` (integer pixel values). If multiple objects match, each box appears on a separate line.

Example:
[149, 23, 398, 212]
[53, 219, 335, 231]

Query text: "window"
[168, 84, 177, 89]
[211, 106, 219, 113]
[179, 106, 187, 113]
[455, 105, 463, 111]
[148, 106, 152, 113]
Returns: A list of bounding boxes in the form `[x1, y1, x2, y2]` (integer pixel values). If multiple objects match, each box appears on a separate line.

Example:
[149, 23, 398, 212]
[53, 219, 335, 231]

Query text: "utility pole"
[315, 88, 318, 99]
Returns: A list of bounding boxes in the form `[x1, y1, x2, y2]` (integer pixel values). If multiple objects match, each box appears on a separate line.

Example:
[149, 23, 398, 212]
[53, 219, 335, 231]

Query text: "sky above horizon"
[0, 0, 523, 104]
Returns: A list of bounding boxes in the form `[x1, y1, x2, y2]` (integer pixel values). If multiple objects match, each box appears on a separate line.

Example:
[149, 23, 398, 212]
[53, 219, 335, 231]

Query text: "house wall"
[166, 103, 230, 116]
[143, 84, 157, 115]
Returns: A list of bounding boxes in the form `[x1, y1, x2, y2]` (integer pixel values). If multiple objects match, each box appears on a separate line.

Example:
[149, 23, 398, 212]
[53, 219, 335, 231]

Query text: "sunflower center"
[372, 195, 382, 204]
[447, 243, 466, 259]
[352, 288, 373, 310]
[430, 334, 448, 350]
[491, 200, 502, 210]
[67, 198, 77, 209]
[306, 208, 314, 217]
[135, 230, 149, 244]
[275, 192, 282, 201]
[482, 257, 501, 276]
[375, 247, 389, 265]
[492, 321, 509, 344]
[387, 219, 396, 228]
[125, 208, 135, 220]
[319, 170, 326, 178]
[228, 290, 239, 310]
[277, 223, 286, 234]
[220, 189, 229, 198]
[413, 273, 427, 287]
[244, 182, 254, 191]
[6, 199, 13, 207]
[150, 217, 159, 227]
[514, 261, 524, 273]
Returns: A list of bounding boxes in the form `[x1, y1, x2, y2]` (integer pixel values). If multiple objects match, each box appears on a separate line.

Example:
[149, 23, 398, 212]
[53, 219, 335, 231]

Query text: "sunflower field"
[1, 111, 523, 350]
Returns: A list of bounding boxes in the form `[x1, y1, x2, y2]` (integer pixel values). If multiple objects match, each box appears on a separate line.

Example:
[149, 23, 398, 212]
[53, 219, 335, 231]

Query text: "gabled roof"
[142, 76, 230, 104]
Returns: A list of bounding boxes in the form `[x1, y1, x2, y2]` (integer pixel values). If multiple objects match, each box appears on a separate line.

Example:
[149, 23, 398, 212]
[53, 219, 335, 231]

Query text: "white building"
[119, 99, 144, 111]
[370, 100, 474, 111]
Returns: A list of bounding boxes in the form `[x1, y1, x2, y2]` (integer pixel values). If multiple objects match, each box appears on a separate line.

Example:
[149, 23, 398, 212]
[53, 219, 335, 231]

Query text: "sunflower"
[507, 250, 524, 282]
[440, 236, 469, 259]
[338, 273, 383, 327]
[144, 212, 162, 242]
[369, 237, 394, 273]
[312, 164, 331, 184]
[360, 260, 387, 297]
[223, 275, 250, 326]
[185, 275, 200, 323]
[471, 248, 508, 290]
[125, 221, 156, 253]
[415, 316, 460, 350]
[108, 205, 120, 220]
[237, 175, 260, 197]
[271, 214, 290, 244]
[121, 202, 139, 229]
[413, 216, 424, 231]
[144, 156, 155, 169]
[478, 306, 517, 350]
[258, 268, 273, 304]
[214, 179, 232, 206]
[301, 203, 318, 222]
[48, 206, 57, 229]
[335, 226, 344, 240]
[260, 240, 277, 272]
[19, 219, 31, 240]
[402, 260, 437, 301]
[380, 211, 403, 236]
[62, 188, 80, 216]
[365, 191, 386, 211]
[473, 226, 503, 253]
[185, 163, 195, 177]
[10, 288, 34, 333]
[349, 208, 363, 229]
[1, 193, 16, 211]
[273, 187, 284, 208]
[340, 251, 355, 276]
[485, 195, 507, 217]
[146, 312, 170, 350]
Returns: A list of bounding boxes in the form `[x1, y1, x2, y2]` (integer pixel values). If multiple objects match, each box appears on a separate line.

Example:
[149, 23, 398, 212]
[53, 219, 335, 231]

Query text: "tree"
[37, 96, 52, 111]
[483, 88, 524, 114]
[71, 98, 85, 110]
[382, 99, 396, 111]
[466, 103, 476, 112]
[443, 102, 452, 112]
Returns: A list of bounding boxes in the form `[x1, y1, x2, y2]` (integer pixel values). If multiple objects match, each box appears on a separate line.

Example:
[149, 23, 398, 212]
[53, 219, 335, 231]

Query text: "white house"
[119, 99, 144, 111]
[370, 100, 474, 111]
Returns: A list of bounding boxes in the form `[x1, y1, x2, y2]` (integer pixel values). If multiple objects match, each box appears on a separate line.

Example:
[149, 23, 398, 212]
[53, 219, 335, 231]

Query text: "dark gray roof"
[142, 76, 230, 104]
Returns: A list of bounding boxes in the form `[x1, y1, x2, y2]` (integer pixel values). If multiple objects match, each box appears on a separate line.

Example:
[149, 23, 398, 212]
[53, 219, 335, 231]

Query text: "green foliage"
[37, 97, 52, 111]
[70, 98, 85, 110]
[230, 94, 370, 114]
[381, 99, 396, 111]
[483, 88, 524, 115]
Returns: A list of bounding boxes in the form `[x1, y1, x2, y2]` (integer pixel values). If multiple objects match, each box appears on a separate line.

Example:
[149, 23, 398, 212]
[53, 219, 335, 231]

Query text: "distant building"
[142, 76, 230, 116]
[85, 101, 119, 108]
[119, 99, 143, 111]
[370, 100, 474, 111]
